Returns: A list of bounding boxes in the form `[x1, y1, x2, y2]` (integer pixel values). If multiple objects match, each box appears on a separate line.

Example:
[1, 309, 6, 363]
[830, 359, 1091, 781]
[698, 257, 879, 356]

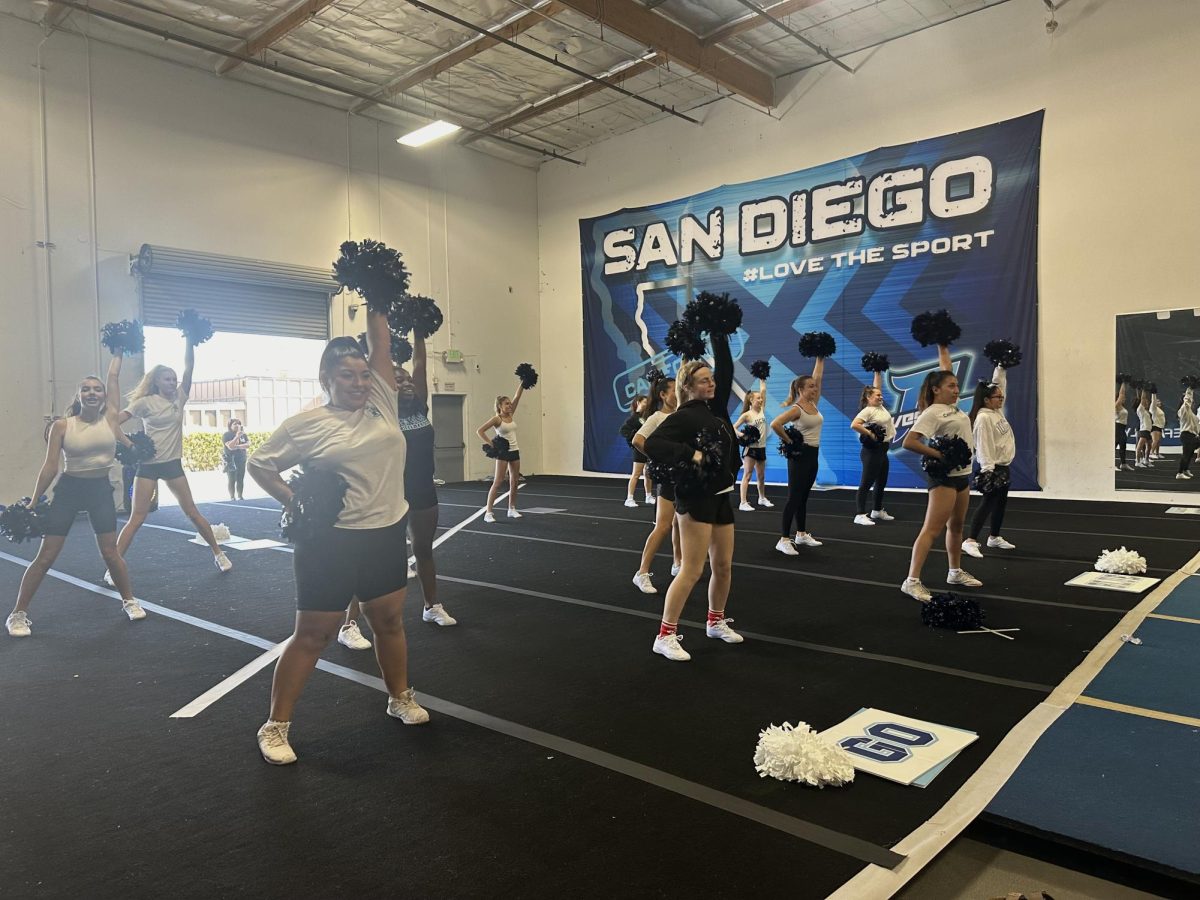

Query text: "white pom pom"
[753, 722, 856, 788]
[1095, 546, 1147, 574]
[211, 523, 231, 542]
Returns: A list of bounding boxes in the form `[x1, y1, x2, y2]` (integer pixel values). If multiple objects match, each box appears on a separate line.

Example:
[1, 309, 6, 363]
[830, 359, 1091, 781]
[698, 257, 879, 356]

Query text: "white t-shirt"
[125, 391, 188, 462]
[1136, 406, 1153, 432]
[973, 409, 1016, 471]
[1152, 406, 1166, 429]
[1115, 407, 1129, 426]
[911, 403, 974, 477]
[853, 405, 896, 442]
[1179, 389, 1198, 435]
[635, 410, 670, 441]
[249, 369, 407, 529]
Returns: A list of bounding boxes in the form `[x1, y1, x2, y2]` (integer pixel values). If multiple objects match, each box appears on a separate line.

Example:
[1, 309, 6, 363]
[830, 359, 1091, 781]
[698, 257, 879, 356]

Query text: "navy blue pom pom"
[749, 359, 770, 380]
[777, 423, 806, 458]
[921, 592, 984, 629]
[483, 435, 511, 459]
[984, 339, 1022, 368]
[0, 497, 50, 544]
[910, 310, 961, 347]
[798, 331, 836, 359]
[390, 294, 443, 339]
[921, 435, 973, 478]
[356, 331, 413, 366]
[101, 319, 145, 357]
[665, 320, 706, 361]
[176, 309, 214, 345]
[334, 239, 411, 315]
[648, 429, 725, 496]
[860, 352, 889, 373]
[281, 469, 349, 542]
[515, 363, 538, 390]
[684, 291, 742, 336]
[859, 422, 887, 447]
[115, 432, 156, 466]
[738, 424, 761, 447]
[973, 467, 1010, 495]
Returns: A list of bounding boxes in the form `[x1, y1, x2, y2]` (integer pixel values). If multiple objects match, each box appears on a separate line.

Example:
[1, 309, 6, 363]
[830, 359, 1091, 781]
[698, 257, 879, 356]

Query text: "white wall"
[0, 16, 541, 497]
[537, 0, 1200, 503]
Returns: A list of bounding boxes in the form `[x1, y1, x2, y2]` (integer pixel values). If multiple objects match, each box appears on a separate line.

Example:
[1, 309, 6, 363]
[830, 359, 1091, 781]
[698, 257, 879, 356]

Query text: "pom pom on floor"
[683, 291, 743, 336]
[211, 524, 232, 542]
[750, 359, 771, 380]
[910, 309, 961, 347]
[1095, 547, 1147, 575]
[984, 339, 1022, 369]
[176, 309, 214, 346]
[798, 331, 836, 359]
[921, 435, 972, 478]
[753, 722, 856, 788]
[921, 592, 984, 629]
[665, 319, 706, 361]
[515, 363, 539, 390]
[101, 319, 145, 357]
[0, 497, 50, 544]
[483, 436, 511, 459]
[114, 432, 156, 466]
[777, 424, 806, 458]
[860, 352, 889, 373]
[738, 424, 761, 447]
[859, 422, 887, 447]
[334, 239, 411, 315]
[281, 469, 350, 543]
[973, 467, 1010, 495]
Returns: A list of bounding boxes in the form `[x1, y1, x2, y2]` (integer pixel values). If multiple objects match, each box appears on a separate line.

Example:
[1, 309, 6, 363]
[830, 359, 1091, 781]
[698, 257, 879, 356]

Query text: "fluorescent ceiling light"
[397, 121, 461, 147]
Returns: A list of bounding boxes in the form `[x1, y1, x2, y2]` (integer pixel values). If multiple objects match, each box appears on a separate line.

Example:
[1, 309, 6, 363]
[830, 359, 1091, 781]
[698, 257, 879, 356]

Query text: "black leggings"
[856, 445, 889, 514]
[1115, 422, 1128, 466]
[781, 446, 819, 535]
[1181, 431, 1199, 473]
[226, 454, 246, 498]
[969, 472, 1010, 540]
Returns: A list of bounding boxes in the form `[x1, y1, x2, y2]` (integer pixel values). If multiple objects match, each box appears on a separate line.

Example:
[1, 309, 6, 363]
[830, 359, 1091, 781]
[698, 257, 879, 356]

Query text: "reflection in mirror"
[1115, 308, 1200, 492]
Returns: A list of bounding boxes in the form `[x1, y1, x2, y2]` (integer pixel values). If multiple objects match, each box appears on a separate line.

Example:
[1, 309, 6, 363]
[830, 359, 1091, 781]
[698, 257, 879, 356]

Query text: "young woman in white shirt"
[849, 370, 896, 526]
[630, 375, 681, 594]
[7, 355, 145, 637]
[1177, 384, 1198, 479]
[1134, 388, 1153, 467]
[899, 345, 982, 602]
[248, 311, 428, 765]
[771, 359, 826, 554]
[112, 335, 231, 577]
[1114, 380, 1133, 472]
[477, 380, 526, 523]
[734, 376, 773, 512]
[1150, 394, 1166, 460]
[962, 365, 1016, 558]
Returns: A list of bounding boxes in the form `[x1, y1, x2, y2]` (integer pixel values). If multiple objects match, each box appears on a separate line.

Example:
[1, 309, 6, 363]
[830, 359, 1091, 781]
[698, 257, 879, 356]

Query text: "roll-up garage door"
[133, 244, 336, 340]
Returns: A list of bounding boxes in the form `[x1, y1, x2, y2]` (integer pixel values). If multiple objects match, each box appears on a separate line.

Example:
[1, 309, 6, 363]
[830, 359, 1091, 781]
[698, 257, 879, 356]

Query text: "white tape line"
[169, 644, 286, 718]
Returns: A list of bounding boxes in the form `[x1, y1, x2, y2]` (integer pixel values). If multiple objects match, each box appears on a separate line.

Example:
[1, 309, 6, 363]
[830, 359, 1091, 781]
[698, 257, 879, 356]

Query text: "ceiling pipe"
[728, 0, 854, 74]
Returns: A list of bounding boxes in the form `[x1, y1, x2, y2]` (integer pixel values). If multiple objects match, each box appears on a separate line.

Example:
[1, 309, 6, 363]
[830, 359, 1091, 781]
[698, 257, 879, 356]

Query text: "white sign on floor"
[819, 708, 978, 787]
[1165, 506, 1200, 515]
[1065, 571, 1160, 592]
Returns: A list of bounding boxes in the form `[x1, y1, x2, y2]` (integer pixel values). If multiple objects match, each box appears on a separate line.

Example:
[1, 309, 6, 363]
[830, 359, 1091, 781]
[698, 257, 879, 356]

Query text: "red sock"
[707, 608, 725, 624]
[658, 621, 677, 638]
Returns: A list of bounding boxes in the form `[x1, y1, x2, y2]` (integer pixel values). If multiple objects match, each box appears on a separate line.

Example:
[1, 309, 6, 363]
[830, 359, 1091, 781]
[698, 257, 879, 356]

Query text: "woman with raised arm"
[1114, 380, 1133, 472]
[850, 369, 896, 526]
[962, 364, 1017, 559]
[900, 345, 981, 602]
[734, 375, 773, 512]
[1150, 393, 1166, 460]
[644, 333, 742, 662]
[1177, 382, 1198, 480]
[620, 394, 653, 508]
[110, 335, 230, 580]
[478, 378, 525, 523]
[771, 354, 827, 555]
[630, 375, 681, 595]
[248, 310, 428, 766]
[223, 418, 250, 501]
[7, 355, 144, 637]
[1134, 387, 1153, 468]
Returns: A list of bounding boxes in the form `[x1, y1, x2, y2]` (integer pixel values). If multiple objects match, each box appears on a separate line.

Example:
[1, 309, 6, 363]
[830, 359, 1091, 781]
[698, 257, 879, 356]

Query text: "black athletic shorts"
[1151, 426, 1163, 434]
[293, 517, 409, 612]
[742, 447, 766, 462]
[136, 458, 185, 481]
[1138, 430, 1152, 441]
[655, 481, 676, 504]
[42, 474, 118, 537]
[632, 448, 648, 465]
[926, 474, 971, 492]
[496, 450, 520, 463]
[404, 477, 438, 512]
[675, 491, 735, 525]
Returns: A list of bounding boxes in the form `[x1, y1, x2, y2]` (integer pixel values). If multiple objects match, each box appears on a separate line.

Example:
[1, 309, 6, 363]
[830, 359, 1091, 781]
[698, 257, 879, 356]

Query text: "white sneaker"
[1114, 466, 1123, 472]
[757, 496, 775, 508]
[738, 502, 754, 512]
[122, 600, 147, 621]
[483, 511, 496, 523]
[507, 509, 522, 519]
[670, 563, 681, 577]
[214, 552, 233, 574]
[102, 570, 114, 587]
[900, 578, 932, 603]
[257, 721, 297, 765]
[1135, 461, 1148, 468]
[947, 568, 983, 587]
[387, 687, 430, 724]
[961, 539, 984, 559]
[422, 604, 457, 626]
[1176, 473, 1188, 480]
[338, 620, 372, 650]
[1185, 472, 1195, 479]
[1121, 464, 1135, 472]
[407, 565, 417, 579]
[775, 537, 799, 556]
[706, 617, 744, 643]
[644, 495, 656, 506]
[632, 572, 657, 594]
[987, 536, 1017, 550]
[794, 532, 823, 547]
[652, 633, 691, 661]
[624, 496, 638, 508]
[870, 509, 894, 521]
[6, 611, 31, 637]
[853, 514, 875, 526]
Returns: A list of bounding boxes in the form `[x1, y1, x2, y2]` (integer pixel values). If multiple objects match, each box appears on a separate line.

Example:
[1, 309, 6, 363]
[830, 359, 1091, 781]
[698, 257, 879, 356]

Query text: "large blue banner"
[581, 112, 1042, 490]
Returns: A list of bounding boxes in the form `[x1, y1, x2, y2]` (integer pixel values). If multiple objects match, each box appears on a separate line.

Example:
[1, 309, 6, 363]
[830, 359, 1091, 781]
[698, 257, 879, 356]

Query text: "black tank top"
[398, 400, 435, 487]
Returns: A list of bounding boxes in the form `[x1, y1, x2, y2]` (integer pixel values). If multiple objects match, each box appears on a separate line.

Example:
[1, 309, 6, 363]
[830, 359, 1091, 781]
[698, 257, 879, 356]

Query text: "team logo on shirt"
[364, 403, 382, 418]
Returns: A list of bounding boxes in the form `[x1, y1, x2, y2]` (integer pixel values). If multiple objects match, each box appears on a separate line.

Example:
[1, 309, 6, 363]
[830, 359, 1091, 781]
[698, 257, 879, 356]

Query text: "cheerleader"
[1114, 381, 1133, 472]
[110, 334, 231, 579]
[770, 357, 827, 554]
[630, 375, 681, 594]
[1177, 383, 1198, 480]
[1134, 388, 1153, 467]
[7, 355, 145, 637]
[962, 365, 1016, 558]
[849, 370, 896, 526]
[620, 395, 653, 507]
[477, 379, 526, 523]
[248, 314, 428, 766]
[644, 335, 742, 661]
[1150, 394, 1166, 460]
[734, 377, 773, 512]
[900, 345, 981, 602]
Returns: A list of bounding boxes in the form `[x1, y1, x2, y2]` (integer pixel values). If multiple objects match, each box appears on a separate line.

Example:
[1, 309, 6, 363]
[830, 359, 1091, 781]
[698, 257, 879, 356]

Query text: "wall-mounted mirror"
[1115, 309, 1200, 491]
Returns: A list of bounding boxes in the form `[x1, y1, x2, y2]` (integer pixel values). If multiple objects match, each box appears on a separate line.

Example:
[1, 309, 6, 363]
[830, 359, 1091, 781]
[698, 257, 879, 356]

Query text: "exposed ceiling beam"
[728, 0, 853, 73]
[554, 0, 775, 108]
[350, 1, 564, 115]
[461, 55, 661, 146]
[216, 1, 338, 76]
[700, 0, 828, 47]
[42, 2, 73, 28]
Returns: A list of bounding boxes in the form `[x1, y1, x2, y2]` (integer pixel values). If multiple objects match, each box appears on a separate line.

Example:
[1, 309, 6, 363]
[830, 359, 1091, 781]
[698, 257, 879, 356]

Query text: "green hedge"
[182, 432, 270, 471]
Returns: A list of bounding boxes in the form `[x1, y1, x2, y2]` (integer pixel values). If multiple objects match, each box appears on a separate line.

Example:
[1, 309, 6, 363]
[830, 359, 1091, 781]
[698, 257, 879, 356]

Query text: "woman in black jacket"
[619, 394, 652, 507]
[644, 333, 743, 661]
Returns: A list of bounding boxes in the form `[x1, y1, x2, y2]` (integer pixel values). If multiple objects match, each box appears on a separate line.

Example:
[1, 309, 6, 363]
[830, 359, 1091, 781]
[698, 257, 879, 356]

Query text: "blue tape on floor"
[1082, 617, 1200, 720]
[1154, 573, 1200, 620]
[987, 704, 1200, 875]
